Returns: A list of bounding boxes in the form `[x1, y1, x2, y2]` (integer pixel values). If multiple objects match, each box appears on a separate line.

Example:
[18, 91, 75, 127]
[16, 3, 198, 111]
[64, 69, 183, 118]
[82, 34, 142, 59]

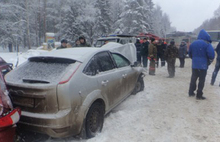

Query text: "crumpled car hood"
[101, 42, 137, 65]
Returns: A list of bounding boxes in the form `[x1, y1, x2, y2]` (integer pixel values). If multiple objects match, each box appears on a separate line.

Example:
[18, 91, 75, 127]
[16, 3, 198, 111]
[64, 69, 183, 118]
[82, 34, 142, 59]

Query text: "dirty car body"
[5, 46, 144, 138]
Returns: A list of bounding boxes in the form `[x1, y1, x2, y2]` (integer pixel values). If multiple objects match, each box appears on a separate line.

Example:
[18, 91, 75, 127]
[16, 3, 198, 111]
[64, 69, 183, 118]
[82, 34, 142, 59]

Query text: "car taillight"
[0, 108, 21, 128]
[59, 64, 81, 84]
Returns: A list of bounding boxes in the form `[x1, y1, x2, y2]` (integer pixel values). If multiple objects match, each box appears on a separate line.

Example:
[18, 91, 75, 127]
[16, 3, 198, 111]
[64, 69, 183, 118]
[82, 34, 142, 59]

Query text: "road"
[14, 58, 220, 142]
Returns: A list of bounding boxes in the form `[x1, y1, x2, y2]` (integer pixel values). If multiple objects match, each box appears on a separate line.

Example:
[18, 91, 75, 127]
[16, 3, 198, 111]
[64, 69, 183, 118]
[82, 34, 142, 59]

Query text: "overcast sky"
[152, 0, 220, 32]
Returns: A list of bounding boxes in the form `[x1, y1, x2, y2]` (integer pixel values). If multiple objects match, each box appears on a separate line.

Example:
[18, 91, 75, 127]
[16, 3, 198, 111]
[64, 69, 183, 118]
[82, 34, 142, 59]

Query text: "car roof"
[31, 48, 108, 63]
[97, 36, 134, 40]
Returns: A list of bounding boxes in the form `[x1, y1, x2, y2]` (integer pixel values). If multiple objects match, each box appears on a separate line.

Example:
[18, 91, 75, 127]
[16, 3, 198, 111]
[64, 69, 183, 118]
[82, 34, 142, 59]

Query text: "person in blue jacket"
[188, 29, 215, 100]
[211, 41, 220, 86]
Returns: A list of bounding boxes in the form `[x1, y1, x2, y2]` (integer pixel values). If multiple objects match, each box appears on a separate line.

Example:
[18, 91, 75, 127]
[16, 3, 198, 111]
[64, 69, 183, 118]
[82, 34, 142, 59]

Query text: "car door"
[83, 51, 123, 110]
[95, 51, 125, 109]
[111, 53, 138, 99]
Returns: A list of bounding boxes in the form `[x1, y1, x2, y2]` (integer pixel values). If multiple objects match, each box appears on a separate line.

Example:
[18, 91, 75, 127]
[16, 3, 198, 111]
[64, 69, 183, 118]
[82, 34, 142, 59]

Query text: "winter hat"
[151, 38, 155, 42]
[79, 36, 85, 40]
[170, 40, 175, 45]
[61, 39, 68, 43]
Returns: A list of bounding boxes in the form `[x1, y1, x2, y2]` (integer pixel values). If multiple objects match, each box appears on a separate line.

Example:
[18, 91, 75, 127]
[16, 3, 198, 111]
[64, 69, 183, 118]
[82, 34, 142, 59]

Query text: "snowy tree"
[0, 0, 174, 49]
[77, 1, 98, 44]
[214, 5, 220, 18]
[59, 2, 81, 42]
[152, 5, 172, 38]
[152, 5, 163, 37]
[0, 1, 28, 51]
[95, 0, 112, 36]
[115, 0, 151, 35]
[145, 0, 154, 33]
[109, 0, 125, 34]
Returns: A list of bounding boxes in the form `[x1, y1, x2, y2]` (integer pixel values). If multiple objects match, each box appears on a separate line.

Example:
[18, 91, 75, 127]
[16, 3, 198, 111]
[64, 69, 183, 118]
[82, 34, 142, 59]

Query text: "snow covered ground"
[1, 50, 220, 142]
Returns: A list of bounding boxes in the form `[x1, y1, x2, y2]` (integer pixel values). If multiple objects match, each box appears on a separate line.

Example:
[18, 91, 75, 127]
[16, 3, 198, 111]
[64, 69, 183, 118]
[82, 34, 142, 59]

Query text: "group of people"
[57, 30, 219, 101]
[136, 29, 220, 100]
[57, 36, 91, 49]
[135, 37, 187, 77]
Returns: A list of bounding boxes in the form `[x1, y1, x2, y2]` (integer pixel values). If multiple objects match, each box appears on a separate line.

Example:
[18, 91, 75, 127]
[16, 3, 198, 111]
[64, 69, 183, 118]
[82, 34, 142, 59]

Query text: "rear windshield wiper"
[22, 79, 50, 84]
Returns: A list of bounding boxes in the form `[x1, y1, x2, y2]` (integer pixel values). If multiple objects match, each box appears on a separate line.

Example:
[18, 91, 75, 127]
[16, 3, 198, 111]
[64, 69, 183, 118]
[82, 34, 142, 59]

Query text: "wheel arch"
[74, 91, 106, 136]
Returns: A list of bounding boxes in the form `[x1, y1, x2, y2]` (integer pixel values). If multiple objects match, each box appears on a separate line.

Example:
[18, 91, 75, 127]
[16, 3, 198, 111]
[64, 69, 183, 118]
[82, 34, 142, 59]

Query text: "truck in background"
[206, 30, 220, 48]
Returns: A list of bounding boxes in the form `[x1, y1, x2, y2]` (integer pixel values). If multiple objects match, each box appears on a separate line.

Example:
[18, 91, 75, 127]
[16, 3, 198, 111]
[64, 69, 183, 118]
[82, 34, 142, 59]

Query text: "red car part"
[0, 108, 21, 128]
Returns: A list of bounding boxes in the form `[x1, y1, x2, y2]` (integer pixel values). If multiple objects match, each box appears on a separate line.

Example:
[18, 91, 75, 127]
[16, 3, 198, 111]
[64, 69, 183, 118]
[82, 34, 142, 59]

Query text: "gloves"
[147, 57, 156, 61]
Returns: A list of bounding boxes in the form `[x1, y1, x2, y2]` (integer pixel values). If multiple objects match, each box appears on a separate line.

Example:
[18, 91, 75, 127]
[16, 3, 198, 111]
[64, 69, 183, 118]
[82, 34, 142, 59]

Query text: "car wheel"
[85, 102, 105, 138]
[132, 75, 144, 95]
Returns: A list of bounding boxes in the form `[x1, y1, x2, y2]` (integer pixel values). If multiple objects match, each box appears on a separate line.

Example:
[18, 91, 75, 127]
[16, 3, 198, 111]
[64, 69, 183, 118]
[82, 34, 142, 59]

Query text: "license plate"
[11, 96, 34, 108]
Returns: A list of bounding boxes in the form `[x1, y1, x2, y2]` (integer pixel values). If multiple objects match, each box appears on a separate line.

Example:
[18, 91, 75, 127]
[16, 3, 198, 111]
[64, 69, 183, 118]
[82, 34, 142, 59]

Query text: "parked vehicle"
[166, 31, 197, 50]
[5, 45, 144, 138]
[206, 30, 220, 48]
[0, 71, 21, 142]
[137, 33, 162, 41]
[95, 34, 136, 47]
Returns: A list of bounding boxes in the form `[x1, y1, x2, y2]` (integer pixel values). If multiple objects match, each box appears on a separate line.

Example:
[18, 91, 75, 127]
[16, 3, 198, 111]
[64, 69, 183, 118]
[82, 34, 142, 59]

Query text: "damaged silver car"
[5, 43, 144, 138]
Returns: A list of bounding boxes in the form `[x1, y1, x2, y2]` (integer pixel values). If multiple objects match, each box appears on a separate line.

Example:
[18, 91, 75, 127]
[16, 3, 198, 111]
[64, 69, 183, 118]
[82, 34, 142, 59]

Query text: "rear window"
[95, 39, 117, 47]
[6, 57, 75, 84]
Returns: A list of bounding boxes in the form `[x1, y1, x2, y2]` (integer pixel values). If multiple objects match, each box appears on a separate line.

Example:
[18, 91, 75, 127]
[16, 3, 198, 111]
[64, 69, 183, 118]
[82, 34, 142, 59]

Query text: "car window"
[83, 52, 115, 76]
[6, 57, 75, 84]
[96, 52, 115, 72]
[83, 57, 100, 76]
[95, 39, 117, 47]
[112, 53, 130, 68]
[119, 39, 126, 44]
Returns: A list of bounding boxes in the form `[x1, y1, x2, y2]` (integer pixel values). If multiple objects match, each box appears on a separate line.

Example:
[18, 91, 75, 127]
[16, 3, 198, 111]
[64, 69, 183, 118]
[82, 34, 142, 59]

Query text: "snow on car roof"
[31, 48, 106, 62]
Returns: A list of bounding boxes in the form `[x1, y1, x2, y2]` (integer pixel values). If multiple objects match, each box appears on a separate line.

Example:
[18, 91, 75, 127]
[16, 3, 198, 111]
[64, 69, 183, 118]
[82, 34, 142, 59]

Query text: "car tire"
[132, 75, 144, 95]
[85, 102, 105, 138]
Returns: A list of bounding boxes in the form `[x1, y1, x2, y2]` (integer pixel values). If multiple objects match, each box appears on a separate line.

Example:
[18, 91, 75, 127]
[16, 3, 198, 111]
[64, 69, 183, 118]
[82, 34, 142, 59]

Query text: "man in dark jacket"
[211, 41, 220, 86]
[178, 41, 187, 68]
[57, 39, 68, 49]
[164, 40, 178, 78]
[148, 38, 157, 75]
[135, 39, 142, 64]
[141, 38, 149, 68]
[156, 39, 166, 67]
[188, 29, 215, 100]
[78, 36, 91, 47]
